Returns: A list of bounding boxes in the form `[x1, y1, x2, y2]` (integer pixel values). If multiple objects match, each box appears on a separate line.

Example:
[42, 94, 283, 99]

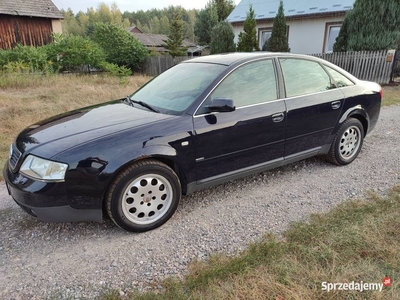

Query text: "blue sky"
[52, 0, 239, 13]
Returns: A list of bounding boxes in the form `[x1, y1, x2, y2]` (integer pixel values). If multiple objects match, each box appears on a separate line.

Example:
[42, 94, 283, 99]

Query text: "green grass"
[99, 186, 400, 300]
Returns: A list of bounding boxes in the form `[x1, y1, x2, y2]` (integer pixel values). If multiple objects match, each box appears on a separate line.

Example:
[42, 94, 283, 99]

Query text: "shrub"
[92, 23, 148, 71]
[45, 35, 106, 72]
[99, 62, 132, 77]
[0, 45, 49, 72]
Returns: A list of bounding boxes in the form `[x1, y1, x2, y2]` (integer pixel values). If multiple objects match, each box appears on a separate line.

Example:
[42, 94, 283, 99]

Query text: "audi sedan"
[3, 53, 381, 232]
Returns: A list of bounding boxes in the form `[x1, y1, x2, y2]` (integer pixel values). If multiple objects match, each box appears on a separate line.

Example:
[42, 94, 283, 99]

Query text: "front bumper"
[3, 163, 102, 223]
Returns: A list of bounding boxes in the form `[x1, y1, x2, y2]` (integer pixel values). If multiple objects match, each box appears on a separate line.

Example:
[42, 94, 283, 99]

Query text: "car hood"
[16, 100, 174, 158]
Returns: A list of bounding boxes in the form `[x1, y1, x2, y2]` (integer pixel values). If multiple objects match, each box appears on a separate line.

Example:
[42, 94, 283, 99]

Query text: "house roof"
[131, 32, 197, 51]
[227, 0, 354, 23]
[0, 0, 63, 19]
[127, 26, 143, 33]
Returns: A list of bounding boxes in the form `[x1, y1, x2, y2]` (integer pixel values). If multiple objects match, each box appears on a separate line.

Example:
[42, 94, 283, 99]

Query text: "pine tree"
[267, 1, 290, 52]
[236, 5, 259, 52]
[333, 16, 350, 52]
[164, 13, 188, 57]
[215, 0, 235, 22]
[194, 5, 218, 45]
[334, 0, 400, 51]
[210, 21, 236, 54]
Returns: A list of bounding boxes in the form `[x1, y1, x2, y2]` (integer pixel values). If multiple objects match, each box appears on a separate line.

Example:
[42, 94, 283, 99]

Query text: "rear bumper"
[3, 162, 102, 223]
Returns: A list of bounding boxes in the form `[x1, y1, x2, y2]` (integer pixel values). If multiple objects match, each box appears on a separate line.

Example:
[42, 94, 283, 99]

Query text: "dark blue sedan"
[4, 53, 382, 232]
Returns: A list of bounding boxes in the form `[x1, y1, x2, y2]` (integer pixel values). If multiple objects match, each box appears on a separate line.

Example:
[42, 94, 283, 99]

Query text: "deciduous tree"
[92, 23, 148, 70]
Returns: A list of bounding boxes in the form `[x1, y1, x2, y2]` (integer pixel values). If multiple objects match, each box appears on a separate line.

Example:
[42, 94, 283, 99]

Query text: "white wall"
[232, 16, 344, 54]
[52, 19, 63, 34]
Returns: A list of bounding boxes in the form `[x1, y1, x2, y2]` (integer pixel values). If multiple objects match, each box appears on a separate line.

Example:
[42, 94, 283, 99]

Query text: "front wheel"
[106, 160, 181, 232]
[326, 118, 365, 166]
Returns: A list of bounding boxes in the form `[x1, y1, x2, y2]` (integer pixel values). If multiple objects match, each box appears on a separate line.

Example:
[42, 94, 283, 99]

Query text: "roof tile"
[227, 0, 354, 22]
[0, 0, 63, 19]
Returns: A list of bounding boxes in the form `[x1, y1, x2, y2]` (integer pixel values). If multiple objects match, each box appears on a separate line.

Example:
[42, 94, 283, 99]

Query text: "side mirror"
[208, 98, 236, 113]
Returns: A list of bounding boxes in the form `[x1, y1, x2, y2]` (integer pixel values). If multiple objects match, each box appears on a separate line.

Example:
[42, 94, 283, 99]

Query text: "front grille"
[9, 144, 21, 171]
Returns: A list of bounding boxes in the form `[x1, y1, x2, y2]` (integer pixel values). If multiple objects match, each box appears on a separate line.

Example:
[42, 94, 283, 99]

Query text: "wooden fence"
[142, 51, 398, 84]
[311, 50, 397, 84]
[142, 56, 190, 76]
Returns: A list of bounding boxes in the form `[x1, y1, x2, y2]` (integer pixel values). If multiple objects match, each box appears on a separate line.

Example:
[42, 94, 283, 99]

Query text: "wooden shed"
[0, 0, 63, 50]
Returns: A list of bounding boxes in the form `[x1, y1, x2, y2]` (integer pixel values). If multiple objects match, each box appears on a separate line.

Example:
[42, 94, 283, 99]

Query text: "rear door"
[278, 58, 345, 157]
[193, 59, 286, 182]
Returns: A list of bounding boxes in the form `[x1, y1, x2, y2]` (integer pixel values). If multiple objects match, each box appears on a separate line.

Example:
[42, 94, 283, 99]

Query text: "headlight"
[20, 155, 68, 182]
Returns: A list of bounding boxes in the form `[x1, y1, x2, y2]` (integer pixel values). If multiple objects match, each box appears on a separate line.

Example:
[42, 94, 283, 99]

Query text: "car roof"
[183, 52, 316, 66]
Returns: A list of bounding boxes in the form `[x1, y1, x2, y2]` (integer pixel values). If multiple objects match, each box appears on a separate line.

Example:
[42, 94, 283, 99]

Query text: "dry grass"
[382, 83, 400, 106]
[101, 186, 400, 300]
[0, 73, 151, 176]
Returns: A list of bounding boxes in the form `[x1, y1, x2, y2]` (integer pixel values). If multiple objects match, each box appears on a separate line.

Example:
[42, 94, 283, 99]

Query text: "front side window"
[280, 59, 335, 98]
[210, 59, 278, 108]
[131, 62, 225, 115]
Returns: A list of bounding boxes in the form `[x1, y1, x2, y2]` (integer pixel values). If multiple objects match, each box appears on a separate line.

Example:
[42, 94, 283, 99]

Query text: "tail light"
[379, 86, 383, 99]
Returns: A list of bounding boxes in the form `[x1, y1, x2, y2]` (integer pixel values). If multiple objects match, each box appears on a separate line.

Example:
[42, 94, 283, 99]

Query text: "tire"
[326, 118, 364, 166]
[106, 160, 181, 232]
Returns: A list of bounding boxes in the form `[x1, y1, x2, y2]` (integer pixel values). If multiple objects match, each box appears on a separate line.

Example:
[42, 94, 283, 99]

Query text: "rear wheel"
[326, 118, 364, 166]
[106, 160, 181, 232]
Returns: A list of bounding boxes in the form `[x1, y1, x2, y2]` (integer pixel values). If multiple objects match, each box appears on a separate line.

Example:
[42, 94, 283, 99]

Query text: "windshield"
[131, 62, 226, 115]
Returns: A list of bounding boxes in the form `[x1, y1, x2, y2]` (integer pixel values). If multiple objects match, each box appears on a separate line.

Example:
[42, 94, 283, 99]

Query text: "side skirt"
[186, 147, 324, 195]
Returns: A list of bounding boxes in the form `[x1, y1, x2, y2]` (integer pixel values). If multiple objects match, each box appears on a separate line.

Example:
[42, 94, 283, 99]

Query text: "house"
[130, 31, 207, 56]
[227, 0, 354, 54]
[0, 0, 63, 50]
[127, 26, 143, 34]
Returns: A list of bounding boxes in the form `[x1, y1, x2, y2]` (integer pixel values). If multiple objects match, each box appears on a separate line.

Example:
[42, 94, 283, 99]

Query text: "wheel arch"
[102, 154, 188, 210]
[339, 106, 369, 137]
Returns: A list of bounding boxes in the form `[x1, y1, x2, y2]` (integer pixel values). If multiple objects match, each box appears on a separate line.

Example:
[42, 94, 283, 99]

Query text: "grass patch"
[105, 186, 400, 300]
[382, 84, 400, 106]
[0, 73, 151, 179]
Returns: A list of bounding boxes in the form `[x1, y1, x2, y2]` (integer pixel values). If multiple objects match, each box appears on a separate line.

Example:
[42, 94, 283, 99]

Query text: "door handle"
[331, 101, 341, 110]
[272, 112, 285, 123]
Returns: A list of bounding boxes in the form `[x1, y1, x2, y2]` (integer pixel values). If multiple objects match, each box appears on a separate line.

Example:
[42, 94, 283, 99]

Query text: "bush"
[0, 45, 49, 72]
[99, 62, 132, 77]
[45, 35, 106, 72]
[92, 23, 148, 71]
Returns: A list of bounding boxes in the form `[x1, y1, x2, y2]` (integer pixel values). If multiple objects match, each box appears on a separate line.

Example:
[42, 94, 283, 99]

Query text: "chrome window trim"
[193, 57, 279, 116]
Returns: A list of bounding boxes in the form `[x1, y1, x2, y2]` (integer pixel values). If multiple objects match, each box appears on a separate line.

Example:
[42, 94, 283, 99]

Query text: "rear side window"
[279, 58, 335, 98]
[325, 66, 355, 87]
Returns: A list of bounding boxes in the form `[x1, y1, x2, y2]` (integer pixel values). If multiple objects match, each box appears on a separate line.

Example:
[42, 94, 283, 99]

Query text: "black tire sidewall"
[109, 163, 181, 232]
[333, 119, 364, 165]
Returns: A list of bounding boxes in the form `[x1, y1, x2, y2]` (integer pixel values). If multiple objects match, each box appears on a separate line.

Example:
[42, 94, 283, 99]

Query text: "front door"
[193, 59, 286, 182]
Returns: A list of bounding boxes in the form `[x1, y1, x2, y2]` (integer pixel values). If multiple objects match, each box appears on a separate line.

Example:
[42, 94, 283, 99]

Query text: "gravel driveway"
[1, 105, 399, 299]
